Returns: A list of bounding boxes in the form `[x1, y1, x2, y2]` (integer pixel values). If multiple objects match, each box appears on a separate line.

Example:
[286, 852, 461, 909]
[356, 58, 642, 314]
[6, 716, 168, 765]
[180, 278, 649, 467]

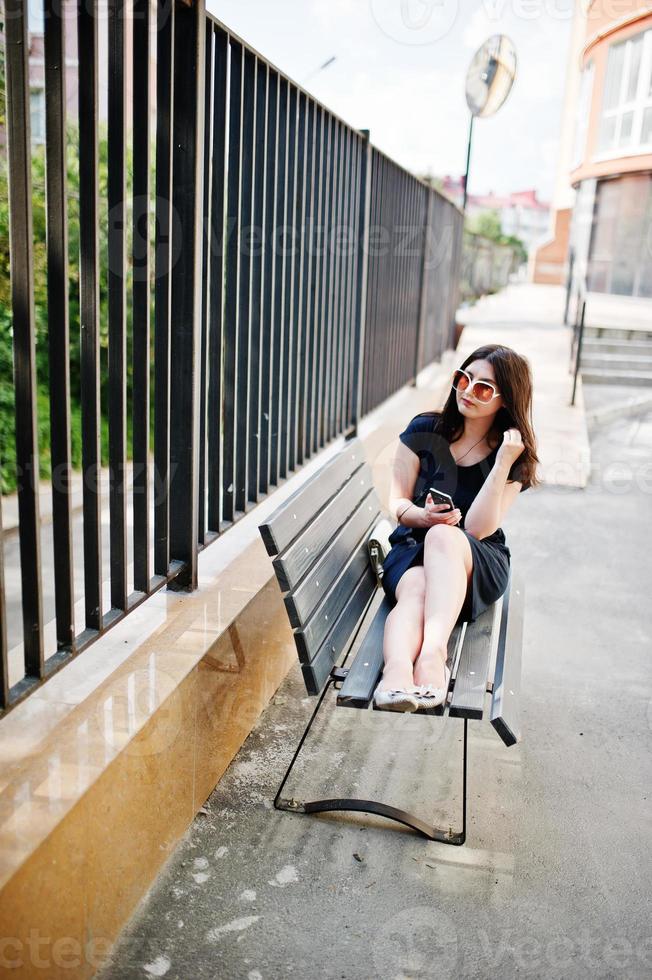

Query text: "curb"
[586, 394, 652, 429]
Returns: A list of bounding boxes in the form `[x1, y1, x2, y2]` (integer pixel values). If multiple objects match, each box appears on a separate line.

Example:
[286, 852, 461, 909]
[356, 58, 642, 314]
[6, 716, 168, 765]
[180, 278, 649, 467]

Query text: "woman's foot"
[413, 644, 448, 689]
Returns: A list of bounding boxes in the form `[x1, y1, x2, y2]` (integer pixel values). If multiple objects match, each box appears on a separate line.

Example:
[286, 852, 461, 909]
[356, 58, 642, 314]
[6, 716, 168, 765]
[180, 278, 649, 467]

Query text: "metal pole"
[571, 299, 586, 407]
[462, 114, 474, 212]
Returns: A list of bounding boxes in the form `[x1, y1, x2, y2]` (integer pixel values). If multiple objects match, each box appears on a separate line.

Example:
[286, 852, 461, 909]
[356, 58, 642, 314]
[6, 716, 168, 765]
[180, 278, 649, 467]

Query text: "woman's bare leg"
[413, 525, 474, 689]
[377, 566, 426, 692]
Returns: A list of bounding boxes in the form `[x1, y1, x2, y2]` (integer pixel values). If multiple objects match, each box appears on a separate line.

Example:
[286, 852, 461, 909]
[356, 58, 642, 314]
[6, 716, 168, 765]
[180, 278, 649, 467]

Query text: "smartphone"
[427, 488, 455, 512]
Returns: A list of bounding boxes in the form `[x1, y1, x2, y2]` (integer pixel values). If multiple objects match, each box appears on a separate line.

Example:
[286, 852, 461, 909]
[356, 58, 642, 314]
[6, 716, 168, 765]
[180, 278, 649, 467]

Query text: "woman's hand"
[496, 428, 525, 466]
[423, 493, 462, 527]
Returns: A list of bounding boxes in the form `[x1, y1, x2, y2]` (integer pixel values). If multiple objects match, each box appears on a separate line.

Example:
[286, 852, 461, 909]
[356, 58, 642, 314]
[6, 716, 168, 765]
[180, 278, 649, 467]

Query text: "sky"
[207, 0, 574, 203]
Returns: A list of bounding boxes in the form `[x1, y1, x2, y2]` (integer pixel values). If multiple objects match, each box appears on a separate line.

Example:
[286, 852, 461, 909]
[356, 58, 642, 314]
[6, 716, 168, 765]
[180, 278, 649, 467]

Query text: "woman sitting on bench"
[375, 343, 539, 712]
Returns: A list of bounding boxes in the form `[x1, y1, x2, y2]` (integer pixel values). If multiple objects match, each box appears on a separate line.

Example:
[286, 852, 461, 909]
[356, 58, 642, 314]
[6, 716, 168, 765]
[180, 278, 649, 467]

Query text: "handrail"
[569, 281, 587, 407]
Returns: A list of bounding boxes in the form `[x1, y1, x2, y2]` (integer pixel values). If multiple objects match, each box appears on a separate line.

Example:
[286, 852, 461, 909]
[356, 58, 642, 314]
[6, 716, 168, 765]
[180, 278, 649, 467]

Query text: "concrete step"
[584, 324, 652, 342]
[580, 368, 652, 386]
[580, 353, 652, 371]
[582, 338, 652, 357]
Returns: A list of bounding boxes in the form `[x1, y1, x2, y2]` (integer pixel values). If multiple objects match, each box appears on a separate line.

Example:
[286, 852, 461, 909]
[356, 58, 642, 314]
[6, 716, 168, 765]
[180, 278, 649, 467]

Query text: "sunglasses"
[452, 368, 501, 404]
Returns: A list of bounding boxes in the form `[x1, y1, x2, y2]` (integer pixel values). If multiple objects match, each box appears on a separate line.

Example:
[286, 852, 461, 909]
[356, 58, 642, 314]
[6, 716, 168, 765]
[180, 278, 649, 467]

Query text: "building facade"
[534, 0, 652, 297]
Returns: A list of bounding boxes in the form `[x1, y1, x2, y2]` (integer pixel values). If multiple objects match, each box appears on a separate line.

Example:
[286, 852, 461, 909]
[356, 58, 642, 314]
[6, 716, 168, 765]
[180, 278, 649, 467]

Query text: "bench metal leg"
[274, 679, 468, 845]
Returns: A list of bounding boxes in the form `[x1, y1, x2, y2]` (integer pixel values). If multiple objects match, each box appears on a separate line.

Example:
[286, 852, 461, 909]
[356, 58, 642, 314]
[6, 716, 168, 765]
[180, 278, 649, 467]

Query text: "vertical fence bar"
[342, 135, 359, 431]
[391, 164, 402, 390]
[289, 90, 307, 471]
[168, 0, 206, 589]
[414, 183, 429, 380]
[270, 76, 288, 487]
[247, 58, 267, 504]
[330, 121, 344, 442]
[375, 153, 386, 411]
[154, 0, 174, 577]
[197, 23, 214, 545]
[352, 133, 371, 425]
[299, 98, 316, 463]
[259, 68, 278, 496]
[77, 0, 103, 631]
[223, 39, 243, 523]
[107, 0, 128, 611]
[311, 107, 331, 452]
[235, 50, 255, 515]
[369, 152, 383, 414]
[44, 0, 75, 651]
[330, 122, 346, 439]
[280, 84, 297, 478]
[207, 25, 228, 531]
[132, 0, 152, 589]
[340, 130, 356, 435]
[4, 0, 44, 679]
[321, 117, 338, 446]
[300, 99, 319, 459]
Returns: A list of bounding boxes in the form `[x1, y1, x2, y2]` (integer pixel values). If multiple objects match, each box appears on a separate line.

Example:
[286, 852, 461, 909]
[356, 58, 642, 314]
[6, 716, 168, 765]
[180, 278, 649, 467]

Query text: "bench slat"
[490, 572, 524, 747]
[259, 438, 366, 556]
[274, 478, 379, 599]
[449, 599, 501, 719]
[302, 567, 378, 695]
[284, 500, 380, 628]
[293, 534, 374, 663]
[336, 593, 391, 707]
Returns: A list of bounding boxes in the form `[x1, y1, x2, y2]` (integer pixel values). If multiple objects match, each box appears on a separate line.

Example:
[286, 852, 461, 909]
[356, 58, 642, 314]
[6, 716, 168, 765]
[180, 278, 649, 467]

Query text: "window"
[597, 29, 652, 155]
[588, 175, 652, 298]
[30, 88, 46, 144]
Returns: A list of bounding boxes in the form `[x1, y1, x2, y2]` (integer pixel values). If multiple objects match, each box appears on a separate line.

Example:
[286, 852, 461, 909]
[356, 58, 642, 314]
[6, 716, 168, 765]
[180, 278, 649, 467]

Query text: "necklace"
[453, 433, 489, 463]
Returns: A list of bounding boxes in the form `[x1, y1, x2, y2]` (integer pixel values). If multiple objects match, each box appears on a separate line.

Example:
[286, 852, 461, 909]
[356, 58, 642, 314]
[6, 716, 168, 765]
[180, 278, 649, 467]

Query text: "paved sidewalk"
[96, 305, 651, 980]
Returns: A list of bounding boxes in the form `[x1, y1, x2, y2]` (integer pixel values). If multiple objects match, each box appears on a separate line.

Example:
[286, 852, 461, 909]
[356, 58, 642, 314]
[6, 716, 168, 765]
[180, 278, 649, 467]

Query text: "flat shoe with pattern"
[373, 683, 419, 712]
[413, 666, 452, 710]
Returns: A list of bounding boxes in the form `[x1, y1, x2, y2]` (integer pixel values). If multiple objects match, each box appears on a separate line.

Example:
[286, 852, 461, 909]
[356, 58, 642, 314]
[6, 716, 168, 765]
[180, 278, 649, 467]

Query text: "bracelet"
[397, 503, 413, 524]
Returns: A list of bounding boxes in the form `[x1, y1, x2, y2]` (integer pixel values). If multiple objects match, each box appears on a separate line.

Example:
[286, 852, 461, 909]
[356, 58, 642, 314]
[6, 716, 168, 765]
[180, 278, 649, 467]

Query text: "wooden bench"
[258, 434, 524, 845]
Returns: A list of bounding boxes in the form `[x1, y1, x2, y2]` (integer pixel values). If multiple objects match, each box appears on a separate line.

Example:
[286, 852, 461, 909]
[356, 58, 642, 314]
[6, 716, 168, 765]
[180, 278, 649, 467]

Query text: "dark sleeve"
[398, 413, 441, 456]
[507, 457, 530, 492]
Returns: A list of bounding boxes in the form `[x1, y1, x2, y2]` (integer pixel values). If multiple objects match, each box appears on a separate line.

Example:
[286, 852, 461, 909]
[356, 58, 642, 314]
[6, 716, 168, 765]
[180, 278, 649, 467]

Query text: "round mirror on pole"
[462, 35, 517, 211]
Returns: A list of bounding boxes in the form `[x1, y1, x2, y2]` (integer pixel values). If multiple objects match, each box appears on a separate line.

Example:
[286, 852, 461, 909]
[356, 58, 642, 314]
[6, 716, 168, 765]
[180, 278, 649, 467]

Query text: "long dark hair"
[436, 344, 540, 489]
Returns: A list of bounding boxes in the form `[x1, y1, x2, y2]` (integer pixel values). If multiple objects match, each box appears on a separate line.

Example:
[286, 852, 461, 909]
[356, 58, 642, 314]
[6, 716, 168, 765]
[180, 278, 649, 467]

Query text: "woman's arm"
[464, 429, 525, 539]
[388, 442, 462, 529]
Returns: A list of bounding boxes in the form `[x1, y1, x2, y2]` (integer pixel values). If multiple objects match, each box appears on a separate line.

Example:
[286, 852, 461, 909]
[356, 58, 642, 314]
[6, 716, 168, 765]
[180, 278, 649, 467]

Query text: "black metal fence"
[0, 0, 463, 716]
[460, 230, 521, 301]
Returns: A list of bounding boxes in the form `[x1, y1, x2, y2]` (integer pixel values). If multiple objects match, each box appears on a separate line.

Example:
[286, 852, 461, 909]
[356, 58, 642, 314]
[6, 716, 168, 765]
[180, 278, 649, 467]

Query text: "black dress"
[381, 411, 530, 623]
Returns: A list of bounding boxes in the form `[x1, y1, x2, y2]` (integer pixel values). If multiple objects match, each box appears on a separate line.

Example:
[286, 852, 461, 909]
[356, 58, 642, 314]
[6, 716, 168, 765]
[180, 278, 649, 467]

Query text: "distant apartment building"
[440, 175, 550, 255]
[534, 0, 652, 297]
